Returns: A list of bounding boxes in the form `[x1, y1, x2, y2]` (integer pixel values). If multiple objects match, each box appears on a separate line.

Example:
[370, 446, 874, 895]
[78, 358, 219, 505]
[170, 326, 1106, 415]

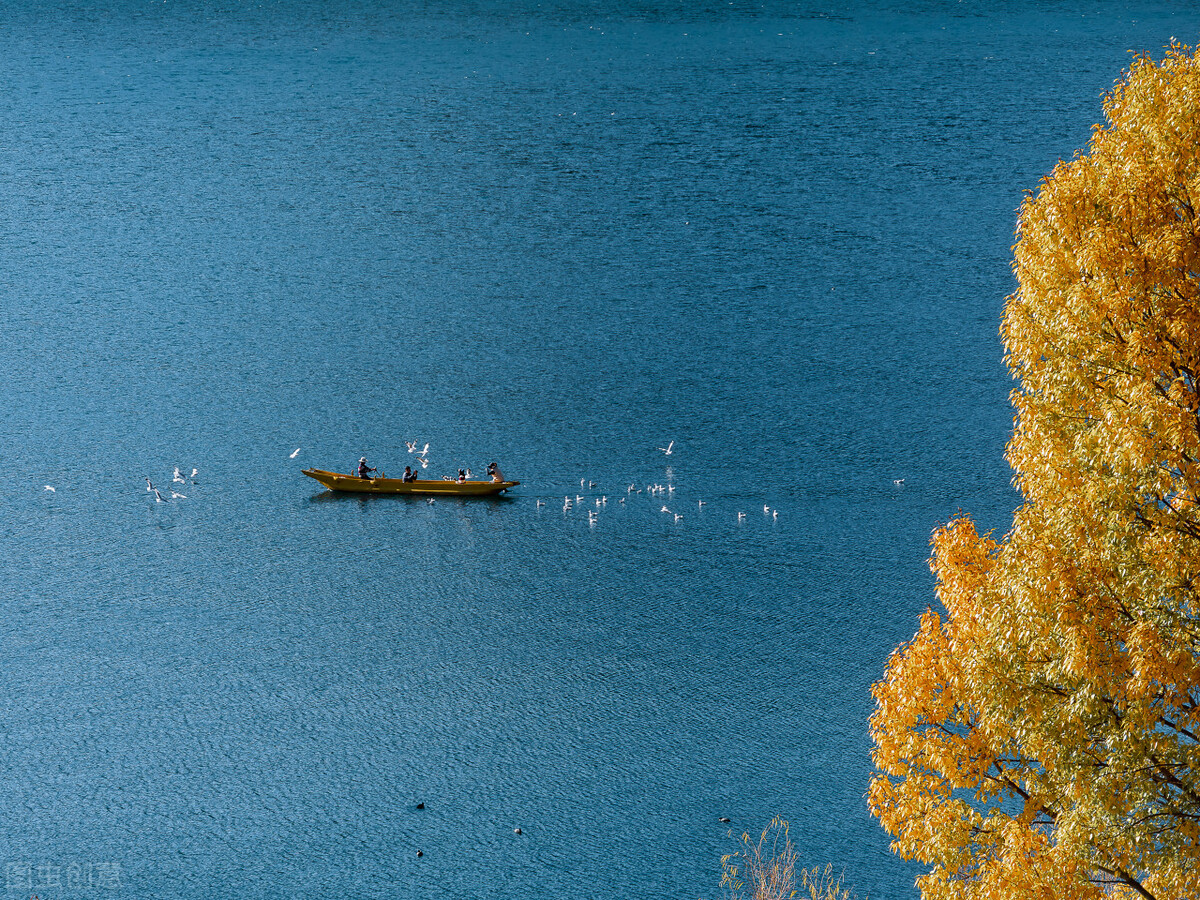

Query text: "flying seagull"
[657, 441, 674, 456]
[290, 448, 301, 459]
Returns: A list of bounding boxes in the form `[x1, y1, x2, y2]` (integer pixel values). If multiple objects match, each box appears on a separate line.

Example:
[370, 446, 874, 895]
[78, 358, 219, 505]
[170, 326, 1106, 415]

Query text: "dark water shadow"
[306, 490, 520, 505]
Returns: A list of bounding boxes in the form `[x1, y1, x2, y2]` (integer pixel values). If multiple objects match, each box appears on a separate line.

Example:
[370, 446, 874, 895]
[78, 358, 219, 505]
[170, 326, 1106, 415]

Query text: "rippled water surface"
[0, 2, 1192, 897]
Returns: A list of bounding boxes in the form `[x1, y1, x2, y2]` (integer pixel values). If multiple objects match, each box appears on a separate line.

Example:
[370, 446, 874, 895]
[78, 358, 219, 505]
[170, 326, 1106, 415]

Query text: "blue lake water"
[0, 2, 1192, 897]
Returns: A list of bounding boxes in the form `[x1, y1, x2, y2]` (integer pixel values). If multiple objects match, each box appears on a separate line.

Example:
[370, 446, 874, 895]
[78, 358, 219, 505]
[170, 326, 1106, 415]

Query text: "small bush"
[720, 817, 860, 900]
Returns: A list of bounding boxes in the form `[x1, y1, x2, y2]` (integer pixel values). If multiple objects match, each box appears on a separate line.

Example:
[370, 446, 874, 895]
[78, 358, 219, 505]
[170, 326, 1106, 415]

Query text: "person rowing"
[357, 457, 377, 479]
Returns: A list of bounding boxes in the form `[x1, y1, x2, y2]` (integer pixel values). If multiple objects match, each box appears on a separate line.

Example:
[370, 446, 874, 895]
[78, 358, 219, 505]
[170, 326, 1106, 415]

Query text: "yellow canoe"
[303, 468, 519, 496]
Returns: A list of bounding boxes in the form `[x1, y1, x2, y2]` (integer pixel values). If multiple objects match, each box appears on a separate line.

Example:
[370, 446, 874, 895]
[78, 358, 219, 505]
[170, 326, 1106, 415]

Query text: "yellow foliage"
[871, 43, 1200, 900]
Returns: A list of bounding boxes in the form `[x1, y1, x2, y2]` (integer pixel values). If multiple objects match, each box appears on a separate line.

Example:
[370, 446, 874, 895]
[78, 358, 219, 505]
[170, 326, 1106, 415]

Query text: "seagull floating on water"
[43, 485, 55, 492]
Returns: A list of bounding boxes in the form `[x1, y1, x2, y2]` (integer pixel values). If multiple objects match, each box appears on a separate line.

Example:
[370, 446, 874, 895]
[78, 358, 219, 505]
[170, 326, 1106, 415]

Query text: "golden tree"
[869, 44, 1200, 900]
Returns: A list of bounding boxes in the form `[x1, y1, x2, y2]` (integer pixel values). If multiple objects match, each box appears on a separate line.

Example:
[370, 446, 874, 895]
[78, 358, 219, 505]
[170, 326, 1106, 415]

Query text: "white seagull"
[171, 491, 187, 500]
[145, 477, 154, 492]
[173, 467, 185, 484]
[43, 485, 55, 492]
[657, 441, 674, 456]
[290, 448, 301, 459]
[154, 488, 169, 503]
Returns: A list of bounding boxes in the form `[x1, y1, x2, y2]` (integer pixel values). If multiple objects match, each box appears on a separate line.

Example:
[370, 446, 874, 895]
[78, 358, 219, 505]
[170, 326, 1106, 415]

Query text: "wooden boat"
[303, 468, 519, 496]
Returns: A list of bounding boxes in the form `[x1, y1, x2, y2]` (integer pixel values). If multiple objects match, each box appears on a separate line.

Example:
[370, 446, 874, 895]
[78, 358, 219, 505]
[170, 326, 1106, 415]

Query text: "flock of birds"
[38, 440, 812, 529]
[144, 467, 198, 503]
[542, 440, 781, 528]
[552, 478, 780, 528]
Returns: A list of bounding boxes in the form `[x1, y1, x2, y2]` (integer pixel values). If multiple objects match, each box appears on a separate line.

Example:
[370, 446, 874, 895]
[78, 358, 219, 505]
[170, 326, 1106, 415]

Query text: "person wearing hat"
[486, 462, 505, 483]
[357, 457, 377, 479]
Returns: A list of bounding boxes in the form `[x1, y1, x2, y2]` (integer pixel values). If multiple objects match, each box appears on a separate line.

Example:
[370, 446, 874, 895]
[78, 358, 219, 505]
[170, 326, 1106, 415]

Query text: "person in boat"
[402, 466, 415, 483]
[357, 457, 377, 479]
[487, 462, 505, 483]
[457, 469, 467, 483]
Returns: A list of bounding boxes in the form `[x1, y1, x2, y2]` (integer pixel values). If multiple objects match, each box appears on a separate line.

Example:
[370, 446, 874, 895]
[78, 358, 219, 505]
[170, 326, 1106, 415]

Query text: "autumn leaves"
[870, 44, 1200, 900]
